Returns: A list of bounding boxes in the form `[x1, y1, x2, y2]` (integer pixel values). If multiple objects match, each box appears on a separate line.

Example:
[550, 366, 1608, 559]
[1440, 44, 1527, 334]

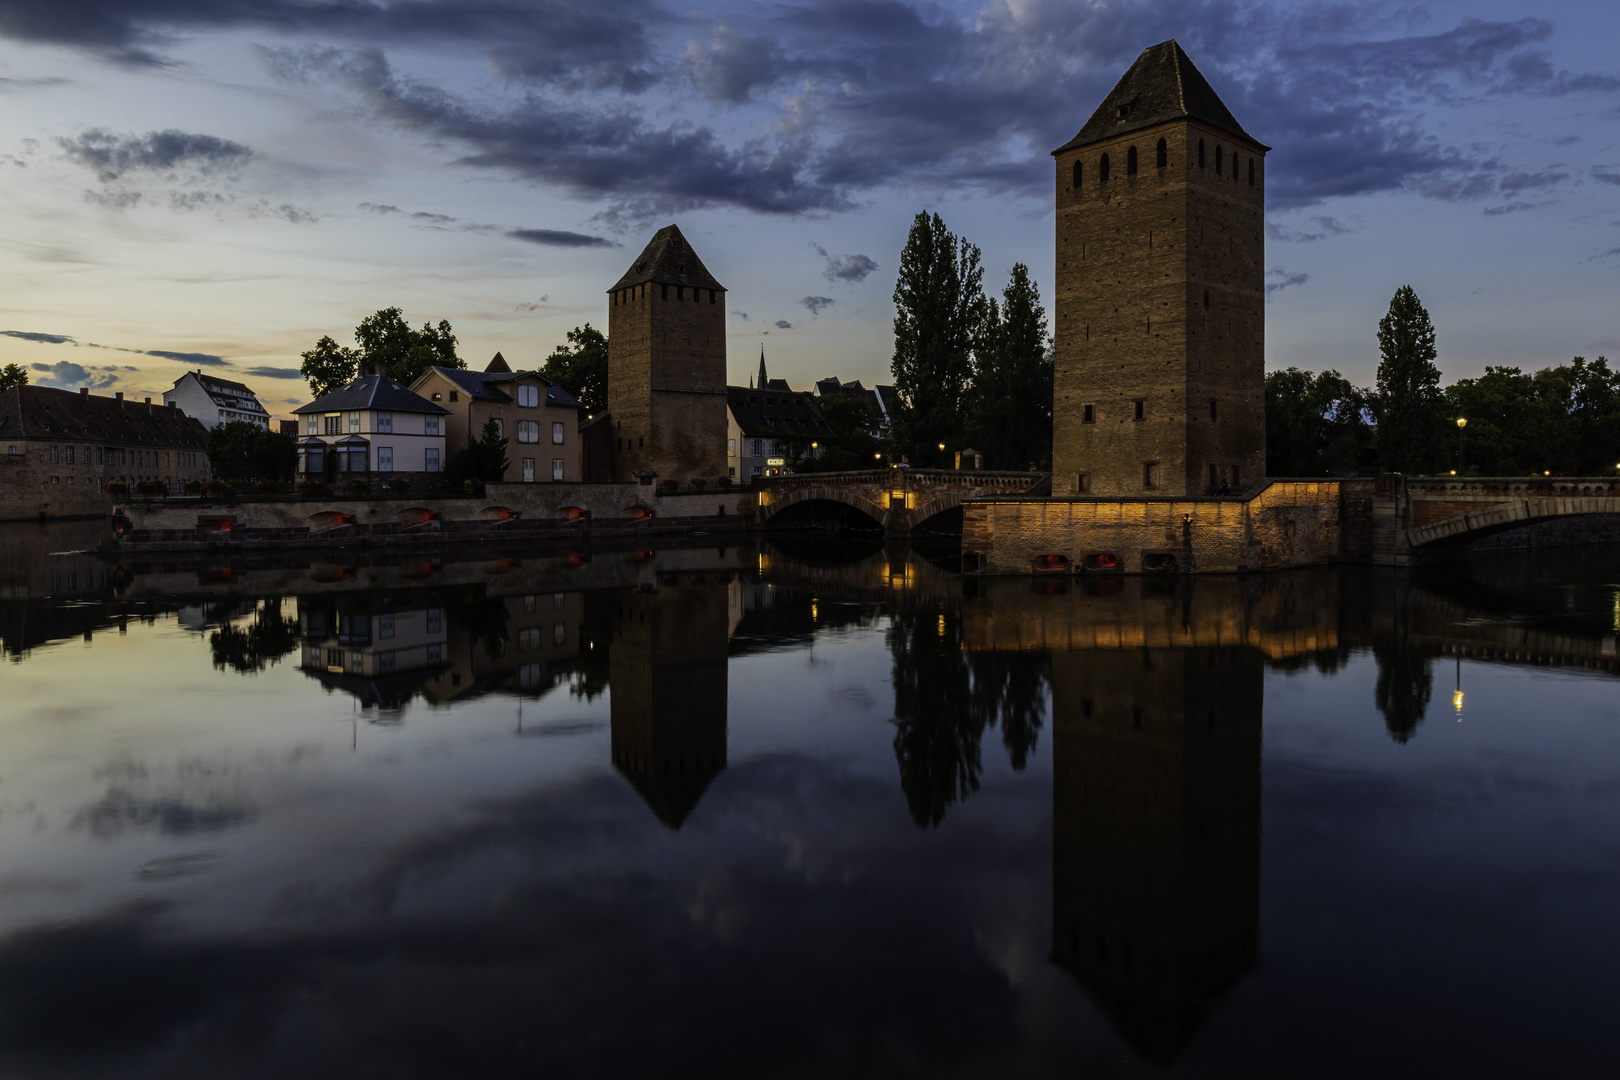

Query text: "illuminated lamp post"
[1455, 417, 1467, 476]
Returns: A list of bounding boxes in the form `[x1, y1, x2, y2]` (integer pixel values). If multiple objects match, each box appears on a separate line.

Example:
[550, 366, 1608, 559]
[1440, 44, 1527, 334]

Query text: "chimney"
[115, 392, 124, 402]
[80, 387, 89, 397]
[144, 397, 151, 404]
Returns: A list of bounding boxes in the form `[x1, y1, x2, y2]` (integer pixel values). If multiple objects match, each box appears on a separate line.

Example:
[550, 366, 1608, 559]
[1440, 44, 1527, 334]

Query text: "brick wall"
[1051, 122, 1266, 497]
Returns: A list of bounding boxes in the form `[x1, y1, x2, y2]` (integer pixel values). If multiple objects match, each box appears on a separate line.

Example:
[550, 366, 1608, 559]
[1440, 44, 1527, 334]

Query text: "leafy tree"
[210, 600, 300, 673]
[1265, 367, 1372, 476]
[300, 307, 463, 399]
[1442, 366, 1577, 476]
[0, 362, 27, 393]
[1562, 356, 1620, 474]
[794, 393, 881, 472]
[206, 420, 297, 483]
[1373, 285, 1443, 473]
[540, 324, 608, 414]
[891, 211, 985, 465]
[968, 263, 1052, 470]
[445, 417, 509, 483]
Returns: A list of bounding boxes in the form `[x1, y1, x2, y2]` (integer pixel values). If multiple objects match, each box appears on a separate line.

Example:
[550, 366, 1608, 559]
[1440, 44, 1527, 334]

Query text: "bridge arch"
[1409, 494, 1620, 551]
[759, 483, 891, 531]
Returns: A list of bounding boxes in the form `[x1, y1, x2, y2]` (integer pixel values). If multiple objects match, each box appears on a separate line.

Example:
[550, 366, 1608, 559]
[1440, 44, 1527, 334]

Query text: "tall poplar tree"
[1374, 285, 1442, 474]
[890, 212, 984, 464]
[969, 263, 1052, 469]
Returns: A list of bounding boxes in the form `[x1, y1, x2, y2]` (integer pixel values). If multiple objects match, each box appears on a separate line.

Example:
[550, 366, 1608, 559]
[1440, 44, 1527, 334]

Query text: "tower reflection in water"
[965, 573, 1339, 1063]
[606, 576, 730, 829]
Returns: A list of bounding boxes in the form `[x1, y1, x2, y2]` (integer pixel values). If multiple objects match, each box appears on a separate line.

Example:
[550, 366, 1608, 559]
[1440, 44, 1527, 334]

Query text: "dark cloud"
[506, 227, 617, 248]
[800, 295, 834, 316]
[1266, 267, 1309, 299]
[239, 366, 301, 379]
[814, 244, 880, 283]
[29, 361, 118, 389]
[1593, 168, 1620, 186]
[731, 310, 749, 320]
[57, 128, 252, 182]
[145, 349, 226, 367]
[774, 319, 792, 329]
[1483, 201, 1547, 216]
[2, 329, 76, 344]
[1498, 170, 1569, 192]
[1267, 215, 1352, 243]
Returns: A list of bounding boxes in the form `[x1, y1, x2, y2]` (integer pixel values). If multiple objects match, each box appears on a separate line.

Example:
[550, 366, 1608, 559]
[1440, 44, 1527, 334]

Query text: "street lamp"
[1455, 417, 1466, 476]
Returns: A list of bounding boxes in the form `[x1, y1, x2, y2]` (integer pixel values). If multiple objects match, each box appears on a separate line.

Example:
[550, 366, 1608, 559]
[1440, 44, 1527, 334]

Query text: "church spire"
[758, 346, 768, 390]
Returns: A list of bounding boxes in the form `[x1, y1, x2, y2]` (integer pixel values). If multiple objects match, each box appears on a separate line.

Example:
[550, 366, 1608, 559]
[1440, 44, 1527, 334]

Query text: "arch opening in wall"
[1142, 552, 1179, 573]
[1072, 160, 1082, 189]
[1156, 138, 1167, 168]
[1032, 553, 1071, 574]
[626, 506, 656, 519]
[1099, 153, 1110, 182]
[481, 506, 520, 521]
[402, 507, 440, 525]
[560, 506, 590, 520]
[763, 497, 883, 534]
[308, 511, 354, 530]
[1082, 551, 1122, 572]
[1126, 146, 1138, 175]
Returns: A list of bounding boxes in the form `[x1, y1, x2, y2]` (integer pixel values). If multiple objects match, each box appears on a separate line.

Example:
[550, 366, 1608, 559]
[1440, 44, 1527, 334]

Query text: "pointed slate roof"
[1053, 40, 1266, 155]
[485, 352, 512, 373]
[609, 224, 725, 292]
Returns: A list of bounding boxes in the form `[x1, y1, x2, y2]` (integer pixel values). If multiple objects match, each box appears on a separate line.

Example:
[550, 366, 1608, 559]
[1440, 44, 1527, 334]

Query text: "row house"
[0, 385, 210, 521]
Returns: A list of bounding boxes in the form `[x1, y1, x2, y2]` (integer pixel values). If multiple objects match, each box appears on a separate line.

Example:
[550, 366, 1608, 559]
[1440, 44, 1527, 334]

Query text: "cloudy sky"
[1, 0, 1617, 419]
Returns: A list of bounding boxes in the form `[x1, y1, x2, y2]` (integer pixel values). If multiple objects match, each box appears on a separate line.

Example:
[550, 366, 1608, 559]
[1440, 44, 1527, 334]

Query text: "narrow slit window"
[1082, 402, 1095, 423]
[1072, 160, 1082, 189]
[1248, 158, 1255, 186]
[1215, 145, 1223, 173]
[1209, 399, 1218, 421]
[1126, 146, 1138, 175]
[1133, 399, 1145, 421]
[1198, 139, 1205, 168]
[1156, 138, 1167, 168]
[1076, 472, 1090, 493]
[1099, 153, 1110, 182]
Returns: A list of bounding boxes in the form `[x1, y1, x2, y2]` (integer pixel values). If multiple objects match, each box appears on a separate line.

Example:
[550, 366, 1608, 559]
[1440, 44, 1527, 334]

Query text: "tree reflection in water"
[888, 608, 1050, 828]
[208, 599, 299, 673]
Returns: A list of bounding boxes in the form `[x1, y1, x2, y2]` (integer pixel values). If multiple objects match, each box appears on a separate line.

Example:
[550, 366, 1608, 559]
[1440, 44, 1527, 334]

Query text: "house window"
[425, 416, 440, 436]
[324, 414, 341, 435]
[1143, 462, 1160, 489]
[7, 446, 14, 455]
[554, 623, 566, 646]
[66, 446, 74, 464]
[96, 448, 103, 465]
[1082, 403, 1095, 424]
[306, 415, 318, 435]
[426, 608, 442, 633]
[728, 438, 736, 457]
[449, 391, 458, 403]
[751, 439, 764, 457]
[516, 420, 539, 444]
[425, 448, 440, 472]
[552, 458, 564, 480]
[518, 628, 541, 651]
[491, 418, 503, 438]
[379, 614, 395, 640]
[522, 458, 535, 482]
[552, 421, 564, 445]
[377, 447, 393, 471]
[517, 385, 539, 408]
[378, 411, 393, 433]
[349, 411, 361, 433]
[50, 446, 58, 463]
[1133, 400, 1145, 421]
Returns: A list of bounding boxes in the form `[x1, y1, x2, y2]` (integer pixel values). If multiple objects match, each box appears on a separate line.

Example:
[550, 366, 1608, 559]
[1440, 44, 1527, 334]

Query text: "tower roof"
[1053, 40, 1266, 155]
[609, 223, 726, 292]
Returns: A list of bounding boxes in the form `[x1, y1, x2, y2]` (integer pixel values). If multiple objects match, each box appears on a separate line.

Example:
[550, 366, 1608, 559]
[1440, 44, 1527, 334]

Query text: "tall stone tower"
[1051, 41, 1268, 497]
[606, 224, 728, 483]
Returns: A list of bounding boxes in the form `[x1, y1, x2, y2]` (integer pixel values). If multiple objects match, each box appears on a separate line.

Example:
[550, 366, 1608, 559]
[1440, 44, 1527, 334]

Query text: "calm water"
[1, 523, 1617, 1077]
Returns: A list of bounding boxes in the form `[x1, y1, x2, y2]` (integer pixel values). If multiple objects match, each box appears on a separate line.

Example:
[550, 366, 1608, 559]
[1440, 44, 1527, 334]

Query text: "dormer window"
[1117, 103, 1131, 119]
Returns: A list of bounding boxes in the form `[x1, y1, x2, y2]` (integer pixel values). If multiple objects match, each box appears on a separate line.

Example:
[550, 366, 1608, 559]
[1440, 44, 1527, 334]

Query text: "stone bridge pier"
[755, 469, 1044, 537]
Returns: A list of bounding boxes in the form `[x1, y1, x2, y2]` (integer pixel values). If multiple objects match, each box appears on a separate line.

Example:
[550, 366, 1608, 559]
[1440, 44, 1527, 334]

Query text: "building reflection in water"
[964, 574, 1338, 1063]
[607, 575, 730, 829]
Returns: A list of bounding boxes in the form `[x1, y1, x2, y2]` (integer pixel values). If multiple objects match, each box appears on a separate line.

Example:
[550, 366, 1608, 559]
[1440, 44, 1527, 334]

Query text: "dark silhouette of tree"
[1373, 285, 1442, 474]
[969, 263, 1052, 470]
[1265, 367, 1371, 477]
[1374, 644, 1432, 743]
[205, 420, 296, 483]
[209, 600, 299, 673]
[540, 323, 608, 414]
[445, 417, 510, 483]
[0, 362, 27, 393]
[890, 211, 984, 465]
[299, 307, 463, 398]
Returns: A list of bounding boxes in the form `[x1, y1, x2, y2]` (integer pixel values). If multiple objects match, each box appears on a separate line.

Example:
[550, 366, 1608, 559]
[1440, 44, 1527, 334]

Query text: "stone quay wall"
[963, 480, 1365, 574]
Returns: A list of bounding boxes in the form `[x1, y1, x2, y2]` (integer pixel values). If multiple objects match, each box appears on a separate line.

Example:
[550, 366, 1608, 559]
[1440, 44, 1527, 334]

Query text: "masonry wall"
[2, 439, 209, 521]
[964, 481, 1343, 574]
[1051, 122, 1265, 498]
[608, 282, 728, 484]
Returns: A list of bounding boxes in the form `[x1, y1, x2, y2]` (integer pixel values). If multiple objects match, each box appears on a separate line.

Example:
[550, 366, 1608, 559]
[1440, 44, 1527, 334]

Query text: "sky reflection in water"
[0, 524, 1617, 1077]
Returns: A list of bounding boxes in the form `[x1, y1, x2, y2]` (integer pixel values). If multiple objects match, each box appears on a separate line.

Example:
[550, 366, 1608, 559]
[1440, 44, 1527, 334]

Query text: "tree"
[540, 324, 608, 414]
[1373, 285, 1443, 473]
[299, 335, 359, 400]
[299, 307, 463, 400]
[968, 263, 1052, 469]
[206, 421, 297, 483]
[1265, 367, 1372, 476]
[795, 393, 881, 472]
[445, 417, 509, 483]
[891, 211, 985, 465]
[0, 362, 27, 393]
[1442, 366, 1577, 476]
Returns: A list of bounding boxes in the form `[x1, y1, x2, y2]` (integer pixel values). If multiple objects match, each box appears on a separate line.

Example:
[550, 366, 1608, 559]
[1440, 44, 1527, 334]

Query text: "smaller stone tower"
[606, 224, 728, 483]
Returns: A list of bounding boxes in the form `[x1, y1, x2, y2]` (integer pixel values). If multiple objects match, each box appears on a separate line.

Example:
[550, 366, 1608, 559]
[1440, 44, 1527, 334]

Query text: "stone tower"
[1051, 41, 1268, 497]
[606, 224, 728, 483]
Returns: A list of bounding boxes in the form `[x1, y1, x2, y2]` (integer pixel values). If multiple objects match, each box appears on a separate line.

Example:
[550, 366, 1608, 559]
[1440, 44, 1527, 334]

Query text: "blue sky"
[1, 0, 1617, 419]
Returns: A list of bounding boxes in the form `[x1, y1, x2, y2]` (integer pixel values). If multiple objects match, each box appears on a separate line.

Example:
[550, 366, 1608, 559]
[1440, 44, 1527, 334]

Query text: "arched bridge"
[1387, 477, 1620, 563]
[756, 469, 1044, 536]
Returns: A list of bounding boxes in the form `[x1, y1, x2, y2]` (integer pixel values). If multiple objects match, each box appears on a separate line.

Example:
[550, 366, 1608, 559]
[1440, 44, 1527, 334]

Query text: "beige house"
[411, 353, 583, 483]
[292, 373, 448, 480]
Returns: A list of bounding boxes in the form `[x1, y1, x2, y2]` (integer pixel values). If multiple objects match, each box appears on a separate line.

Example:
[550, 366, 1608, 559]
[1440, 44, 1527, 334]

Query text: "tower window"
[1248, 158, 1255, 186]
[1133, 399, 1145, 421]
[1215, 145, 1223, 173]
[1126, 146, 1138, 175]
[1082, 402, 1095, 423]
[1233, 153, 1239, 180]
[1076, 471, 1090, 493]
[1198, 139, 1205, 168]
[1203, 290, 1211, 310]
[1209, 464, 1218, 491]
[677, 285, 684, 301]
[1099, 153, 1110, 182]
[1143, 462, 1160, 489]
[1209, 399, 1218, 420]
[1156, 138, 1167, 168]
[1072, 160, 1082, 189]
[710, 289, 717, 304]
[660, 283, 668, 300]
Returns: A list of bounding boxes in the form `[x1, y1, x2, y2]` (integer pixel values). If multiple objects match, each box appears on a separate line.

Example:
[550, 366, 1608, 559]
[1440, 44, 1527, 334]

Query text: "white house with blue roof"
[291, 371, 449, 481]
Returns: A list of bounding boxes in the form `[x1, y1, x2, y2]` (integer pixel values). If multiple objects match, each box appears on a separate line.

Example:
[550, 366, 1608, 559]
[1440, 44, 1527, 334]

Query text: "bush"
[211, 480, 238, 498]
[342, 478, 368, 494]
[109, 481, 130, 502]
[382, 477, 410, 493]
[299, 480, 330, 497]
[462, 478, 482, 496]
[184, 479, 203, 495]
